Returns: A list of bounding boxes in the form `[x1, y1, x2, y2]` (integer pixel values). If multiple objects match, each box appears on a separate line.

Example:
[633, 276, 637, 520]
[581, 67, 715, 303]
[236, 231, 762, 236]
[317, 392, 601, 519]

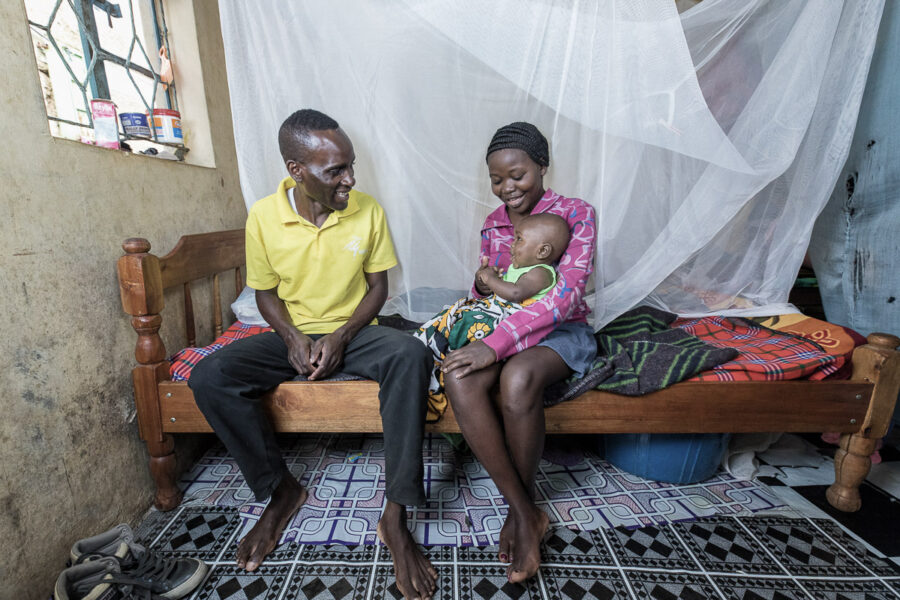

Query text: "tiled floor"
[134, 510, 900, 599]
[752, 429, 900, 568]
[176, 434, 783, 547]
[127, 430, 900, 599]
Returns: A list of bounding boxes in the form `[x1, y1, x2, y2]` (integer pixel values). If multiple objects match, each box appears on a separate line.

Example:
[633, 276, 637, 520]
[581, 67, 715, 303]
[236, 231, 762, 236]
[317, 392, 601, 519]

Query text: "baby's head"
[509, 213, 570, 269]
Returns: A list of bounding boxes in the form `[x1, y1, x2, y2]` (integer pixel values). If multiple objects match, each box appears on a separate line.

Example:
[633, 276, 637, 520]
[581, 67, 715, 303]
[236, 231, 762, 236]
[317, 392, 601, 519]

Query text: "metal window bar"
[27, 0, 178, 144]
[150, 0, 175, 111]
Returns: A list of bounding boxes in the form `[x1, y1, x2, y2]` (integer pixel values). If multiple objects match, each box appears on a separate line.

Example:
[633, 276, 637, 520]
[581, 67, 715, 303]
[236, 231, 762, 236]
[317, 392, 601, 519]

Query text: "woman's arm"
[482, 202, 597, 361]
[471, 230, 495, 298]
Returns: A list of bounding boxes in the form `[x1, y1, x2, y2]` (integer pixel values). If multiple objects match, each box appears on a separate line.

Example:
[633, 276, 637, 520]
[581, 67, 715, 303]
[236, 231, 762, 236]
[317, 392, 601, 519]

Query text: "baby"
[476, 212, 570, 307]
[416, 213, 570, 392]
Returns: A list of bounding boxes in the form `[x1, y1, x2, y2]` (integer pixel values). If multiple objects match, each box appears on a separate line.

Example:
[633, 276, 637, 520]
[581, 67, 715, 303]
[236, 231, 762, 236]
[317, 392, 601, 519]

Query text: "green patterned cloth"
[546, 306, 738, 405]
[415, 294, 523, 394]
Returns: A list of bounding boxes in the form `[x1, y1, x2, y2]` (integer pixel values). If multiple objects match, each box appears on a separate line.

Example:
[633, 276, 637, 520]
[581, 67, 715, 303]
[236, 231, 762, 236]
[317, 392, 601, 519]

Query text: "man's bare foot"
[377, 502, 438, 600]
[507, 506, 549, 584]
[498, 512, 514, 564]
[237, 475, 307, 572]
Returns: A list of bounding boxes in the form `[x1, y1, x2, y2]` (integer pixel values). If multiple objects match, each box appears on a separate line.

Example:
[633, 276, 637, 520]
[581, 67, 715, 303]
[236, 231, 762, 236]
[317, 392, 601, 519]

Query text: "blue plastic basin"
[603, 433, 731, 484]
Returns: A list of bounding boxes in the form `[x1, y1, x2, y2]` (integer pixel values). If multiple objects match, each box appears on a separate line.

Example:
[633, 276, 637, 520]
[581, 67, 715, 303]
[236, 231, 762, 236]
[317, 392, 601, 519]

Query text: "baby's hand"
[474, 257, 499, 294]
[477, 266, 500, 285]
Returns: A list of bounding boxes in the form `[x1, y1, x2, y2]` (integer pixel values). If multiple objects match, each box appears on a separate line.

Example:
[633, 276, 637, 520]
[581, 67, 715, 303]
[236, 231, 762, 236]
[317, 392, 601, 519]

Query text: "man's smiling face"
[293, 128, 356, 212]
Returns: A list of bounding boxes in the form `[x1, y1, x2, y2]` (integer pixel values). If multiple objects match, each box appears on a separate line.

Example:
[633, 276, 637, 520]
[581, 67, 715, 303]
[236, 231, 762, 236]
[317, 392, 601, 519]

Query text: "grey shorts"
[537, 321, 597, 379]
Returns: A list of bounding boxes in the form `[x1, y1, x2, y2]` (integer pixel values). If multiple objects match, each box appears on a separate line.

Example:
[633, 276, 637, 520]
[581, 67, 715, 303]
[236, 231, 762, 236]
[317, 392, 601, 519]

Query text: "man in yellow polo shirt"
[189, 109, 436, 600]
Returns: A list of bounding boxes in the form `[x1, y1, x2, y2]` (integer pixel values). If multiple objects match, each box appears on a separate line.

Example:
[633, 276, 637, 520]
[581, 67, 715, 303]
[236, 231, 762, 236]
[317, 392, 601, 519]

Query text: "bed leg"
[826, 333, 900, 512]
[147, 435, 183, 511]
[119, 240, 184, 510]
[827, 433, 876, 512]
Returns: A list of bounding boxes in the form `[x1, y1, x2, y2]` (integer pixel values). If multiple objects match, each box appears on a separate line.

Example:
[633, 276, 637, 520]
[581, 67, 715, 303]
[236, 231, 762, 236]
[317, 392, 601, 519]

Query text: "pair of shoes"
[54, 523, 208, 599]
[54, 556, 159, 599]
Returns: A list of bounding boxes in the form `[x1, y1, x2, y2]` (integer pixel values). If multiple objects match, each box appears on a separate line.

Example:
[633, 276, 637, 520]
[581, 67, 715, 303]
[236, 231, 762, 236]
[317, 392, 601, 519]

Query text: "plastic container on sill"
[149, 108, 183, 144]
[120, 112, 151, 138]
[89, 99, 119, 149]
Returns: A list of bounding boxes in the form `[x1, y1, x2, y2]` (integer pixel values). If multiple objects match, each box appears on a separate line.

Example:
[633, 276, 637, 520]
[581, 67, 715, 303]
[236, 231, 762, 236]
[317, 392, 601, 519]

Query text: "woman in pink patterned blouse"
[441, 122, 597, 583]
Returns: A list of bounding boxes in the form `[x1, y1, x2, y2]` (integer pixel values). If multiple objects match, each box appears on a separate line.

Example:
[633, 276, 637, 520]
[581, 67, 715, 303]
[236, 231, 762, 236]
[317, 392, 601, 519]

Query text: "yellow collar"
[275, 176, 360, 226]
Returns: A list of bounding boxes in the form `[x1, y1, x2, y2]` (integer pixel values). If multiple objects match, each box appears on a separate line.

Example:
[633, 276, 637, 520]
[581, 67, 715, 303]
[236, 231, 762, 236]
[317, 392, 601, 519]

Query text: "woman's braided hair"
[485, 122, 550, 167]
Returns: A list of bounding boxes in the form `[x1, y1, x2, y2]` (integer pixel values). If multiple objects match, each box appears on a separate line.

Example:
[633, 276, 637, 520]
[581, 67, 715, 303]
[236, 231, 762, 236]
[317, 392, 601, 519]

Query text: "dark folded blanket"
[545, 306, 738, 406]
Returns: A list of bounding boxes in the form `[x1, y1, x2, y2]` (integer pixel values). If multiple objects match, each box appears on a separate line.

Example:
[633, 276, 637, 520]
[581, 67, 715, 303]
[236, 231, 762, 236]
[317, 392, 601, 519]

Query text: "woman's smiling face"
[487, 148, 547, 219]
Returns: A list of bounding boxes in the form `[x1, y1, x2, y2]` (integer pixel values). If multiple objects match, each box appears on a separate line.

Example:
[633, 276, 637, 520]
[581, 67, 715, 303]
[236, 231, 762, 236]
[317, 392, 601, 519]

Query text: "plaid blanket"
[750, 313, 865, 380]
[673, 316, 853, 381]
[170, 322, 272, 382]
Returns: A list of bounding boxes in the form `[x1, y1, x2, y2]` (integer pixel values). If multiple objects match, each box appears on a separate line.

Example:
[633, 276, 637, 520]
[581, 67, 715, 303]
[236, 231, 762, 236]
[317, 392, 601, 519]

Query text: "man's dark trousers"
[189, 325, 432, 507]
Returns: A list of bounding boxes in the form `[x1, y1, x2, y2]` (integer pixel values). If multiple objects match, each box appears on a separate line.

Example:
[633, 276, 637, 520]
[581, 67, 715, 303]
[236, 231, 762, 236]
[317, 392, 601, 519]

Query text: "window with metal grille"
[25, 0, 188, 159]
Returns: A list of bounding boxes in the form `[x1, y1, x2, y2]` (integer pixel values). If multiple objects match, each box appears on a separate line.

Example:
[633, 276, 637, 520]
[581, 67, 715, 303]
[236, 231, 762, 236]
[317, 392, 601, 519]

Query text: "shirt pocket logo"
[343, 236, 368, 256]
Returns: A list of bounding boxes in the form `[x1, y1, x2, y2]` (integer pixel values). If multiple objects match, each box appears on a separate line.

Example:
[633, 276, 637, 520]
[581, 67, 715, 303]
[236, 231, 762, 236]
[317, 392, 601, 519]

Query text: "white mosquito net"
[218, 0, 883, 327]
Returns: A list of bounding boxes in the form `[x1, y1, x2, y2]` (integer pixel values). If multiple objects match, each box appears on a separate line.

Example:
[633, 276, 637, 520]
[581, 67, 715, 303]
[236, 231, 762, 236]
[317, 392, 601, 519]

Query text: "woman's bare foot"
[507, 507, 549, 584]
[237, 475, 307, 571]
[498, 512, 515, 564]
[377, 502, 438, 600]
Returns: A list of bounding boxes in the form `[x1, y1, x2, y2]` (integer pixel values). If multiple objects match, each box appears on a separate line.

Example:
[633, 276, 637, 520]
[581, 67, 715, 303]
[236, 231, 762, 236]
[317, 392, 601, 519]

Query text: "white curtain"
[219, 0, 882, 326]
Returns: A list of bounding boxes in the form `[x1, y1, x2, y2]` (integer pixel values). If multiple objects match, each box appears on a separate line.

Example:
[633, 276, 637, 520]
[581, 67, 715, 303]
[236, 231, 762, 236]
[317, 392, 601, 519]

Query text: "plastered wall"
[0, 2, 245, 597]
[811, 1, 900, 341]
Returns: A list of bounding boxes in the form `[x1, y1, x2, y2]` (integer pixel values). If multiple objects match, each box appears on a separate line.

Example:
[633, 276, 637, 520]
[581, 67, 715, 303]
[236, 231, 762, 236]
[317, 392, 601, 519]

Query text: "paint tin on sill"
[89, 99, 119, 149]
[149, 108, 183, 144]
[120, 112, 151, 138]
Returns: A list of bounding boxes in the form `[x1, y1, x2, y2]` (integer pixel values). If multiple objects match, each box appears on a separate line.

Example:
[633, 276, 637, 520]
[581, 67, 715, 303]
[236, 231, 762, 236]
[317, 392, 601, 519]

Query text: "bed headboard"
[118, 230, 246, 365]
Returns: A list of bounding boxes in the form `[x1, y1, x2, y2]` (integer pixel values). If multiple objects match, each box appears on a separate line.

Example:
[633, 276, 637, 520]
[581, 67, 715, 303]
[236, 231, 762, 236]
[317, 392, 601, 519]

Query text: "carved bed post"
[118, 238, 183, 510]
[827, 333, 900, 512]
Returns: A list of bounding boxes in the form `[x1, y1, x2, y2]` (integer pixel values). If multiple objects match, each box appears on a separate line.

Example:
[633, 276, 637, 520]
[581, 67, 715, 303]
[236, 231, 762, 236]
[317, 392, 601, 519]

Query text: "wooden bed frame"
[118, 230, 900, 515]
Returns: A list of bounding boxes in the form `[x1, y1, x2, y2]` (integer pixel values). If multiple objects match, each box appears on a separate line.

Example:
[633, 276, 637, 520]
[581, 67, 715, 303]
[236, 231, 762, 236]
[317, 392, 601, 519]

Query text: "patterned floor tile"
[296, 542, 377, 563]
[377, 542, 454, 568]
[134, 507, 177, 544]
[369, 563, 456, 599]
[454, 564, 543, 599]
[710, 575, 808, 600]
[281, 563, 371, 599]
[457, 544, 504, 563]
[179, 454, 254, 506]
[601, 524, 698, 571]
[541, 527, 615, 567]
[194, 563, 291, 600]
[805, 519, 900, 577]
[128, 507, 900, 600]
[624, 570, 720, 599]
[148, 506, 241, 560]
[181, 434, 783, 546]
[225, 538, 300, 564]
[799, 578, 900, 599]
[794, 483, 900, 559]
[764, 485, 833, 520]
[539, 566, 631, 599]
[672, 517, 784, 575]
[741, 517, 893, 577]
[133, 426, 900, 599]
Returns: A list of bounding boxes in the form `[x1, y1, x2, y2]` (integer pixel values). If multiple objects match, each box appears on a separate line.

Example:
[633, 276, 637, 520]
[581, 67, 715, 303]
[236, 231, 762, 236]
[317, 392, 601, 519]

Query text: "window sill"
[51, 134, 214, 168]
[120, 135, 190, 161]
